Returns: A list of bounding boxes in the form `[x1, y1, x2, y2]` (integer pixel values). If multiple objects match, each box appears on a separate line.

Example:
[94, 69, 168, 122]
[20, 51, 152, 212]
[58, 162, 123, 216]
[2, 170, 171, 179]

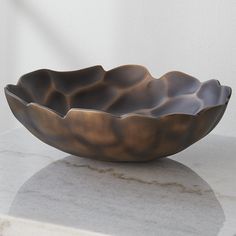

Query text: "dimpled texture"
[5, 65, 231, 161]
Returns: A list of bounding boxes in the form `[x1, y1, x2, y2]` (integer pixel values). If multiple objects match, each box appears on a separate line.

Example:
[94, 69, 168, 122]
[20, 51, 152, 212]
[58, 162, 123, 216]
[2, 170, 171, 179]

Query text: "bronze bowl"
[5, 65, 231, 162]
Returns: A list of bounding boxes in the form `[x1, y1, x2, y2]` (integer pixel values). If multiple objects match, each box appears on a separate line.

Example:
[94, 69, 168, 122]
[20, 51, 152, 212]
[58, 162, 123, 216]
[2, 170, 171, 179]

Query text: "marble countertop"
[0, 128, 236, 236]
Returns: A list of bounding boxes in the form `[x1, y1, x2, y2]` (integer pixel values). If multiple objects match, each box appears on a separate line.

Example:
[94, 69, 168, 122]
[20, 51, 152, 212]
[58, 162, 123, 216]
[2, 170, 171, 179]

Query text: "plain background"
[0, 0, 235, 136]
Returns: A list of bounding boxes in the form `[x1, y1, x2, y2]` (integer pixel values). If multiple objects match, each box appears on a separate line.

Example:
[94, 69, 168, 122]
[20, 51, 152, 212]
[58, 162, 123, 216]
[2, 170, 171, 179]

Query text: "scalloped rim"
[4, 64, 232, 120]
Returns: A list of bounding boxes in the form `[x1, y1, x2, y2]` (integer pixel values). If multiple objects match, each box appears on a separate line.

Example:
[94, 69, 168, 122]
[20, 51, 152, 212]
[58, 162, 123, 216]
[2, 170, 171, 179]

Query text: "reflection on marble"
[0, 129, 65, 213]
[0, 128, 236, 236]
[171, 135, 236, 236]
[9, 156, 224, 236]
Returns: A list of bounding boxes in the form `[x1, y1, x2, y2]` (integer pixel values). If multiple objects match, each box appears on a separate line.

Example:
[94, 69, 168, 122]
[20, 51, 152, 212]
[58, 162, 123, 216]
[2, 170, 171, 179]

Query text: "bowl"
[5, 65, 231, 162]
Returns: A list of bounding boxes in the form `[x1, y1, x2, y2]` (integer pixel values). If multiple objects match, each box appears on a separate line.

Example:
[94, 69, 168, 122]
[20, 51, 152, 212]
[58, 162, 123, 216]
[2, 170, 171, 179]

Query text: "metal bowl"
[5, 65, 231, 162]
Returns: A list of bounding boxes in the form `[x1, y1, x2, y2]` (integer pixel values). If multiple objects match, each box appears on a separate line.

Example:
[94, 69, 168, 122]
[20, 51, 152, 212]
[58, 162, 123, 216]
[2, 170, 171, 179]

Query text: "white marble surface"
[0, 128, 236, 236]
[0, 214, 107, 236]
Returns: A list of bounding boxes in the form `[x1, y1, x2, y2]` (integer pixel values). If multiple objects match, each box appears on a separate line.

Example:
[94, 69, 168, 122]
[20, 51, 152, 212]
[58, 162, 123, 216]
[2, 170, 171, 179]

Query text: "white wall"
[1, 0, 236, 136]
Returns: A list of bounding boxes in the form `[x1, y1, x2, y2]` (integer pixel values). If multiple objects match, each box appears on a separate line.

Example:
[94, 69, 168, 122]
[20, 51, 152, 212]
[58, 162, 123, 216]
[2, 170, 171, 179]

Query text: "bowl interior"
[7, 66, 231, 117]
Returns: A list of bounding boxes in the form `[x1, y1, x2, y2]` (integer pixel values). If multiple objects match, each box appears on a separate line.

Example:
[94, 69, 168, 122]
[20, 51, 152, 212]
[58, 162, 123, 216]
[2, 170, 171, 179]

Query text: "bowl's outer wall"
[4, 66, 231, 161]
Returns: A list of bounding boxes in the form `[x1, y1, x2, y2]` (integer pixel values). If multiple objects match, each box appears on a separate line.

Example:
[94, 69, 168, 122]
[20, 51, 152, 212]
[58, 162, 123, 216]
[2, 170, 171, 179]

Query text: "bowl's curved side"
[5, 87, 228, 162]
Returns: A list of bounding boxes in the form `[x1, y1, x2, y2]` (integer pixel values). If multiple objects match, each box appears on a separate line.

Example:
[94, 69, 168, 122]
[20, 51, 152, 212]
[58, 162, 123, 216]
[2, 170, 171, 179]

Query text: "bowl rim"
[4, 64, 232, 121]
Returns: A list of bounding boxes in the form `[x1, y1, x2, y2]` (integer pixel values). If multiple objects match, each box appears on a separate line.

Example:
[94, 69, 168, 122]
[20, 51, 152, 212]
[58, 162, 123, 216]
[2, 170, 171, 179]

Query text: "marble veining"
[62, 161, 210, 195]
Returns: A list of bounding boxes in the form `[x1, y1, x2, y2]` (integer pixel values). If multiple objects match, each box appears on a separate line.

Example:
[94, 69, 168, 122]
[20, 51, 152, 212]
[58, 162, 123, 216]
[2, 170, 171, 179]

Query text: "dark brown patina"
[5, 65, 231, 161]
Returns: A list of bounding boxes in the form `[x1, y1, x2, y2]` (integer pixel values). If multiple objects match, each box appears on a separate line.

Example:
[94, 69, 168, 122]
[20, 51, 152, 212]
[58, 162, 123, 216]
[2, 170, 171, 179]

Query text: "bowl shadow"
[9, 156, 224, 236]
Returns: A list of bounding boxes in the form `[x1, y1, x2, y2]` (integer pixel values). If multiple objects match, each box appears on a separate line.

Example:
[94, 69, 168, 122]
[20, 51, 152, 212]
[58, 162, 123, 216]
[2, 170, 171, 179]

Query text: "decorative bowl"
[5, 65, 231, 162]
